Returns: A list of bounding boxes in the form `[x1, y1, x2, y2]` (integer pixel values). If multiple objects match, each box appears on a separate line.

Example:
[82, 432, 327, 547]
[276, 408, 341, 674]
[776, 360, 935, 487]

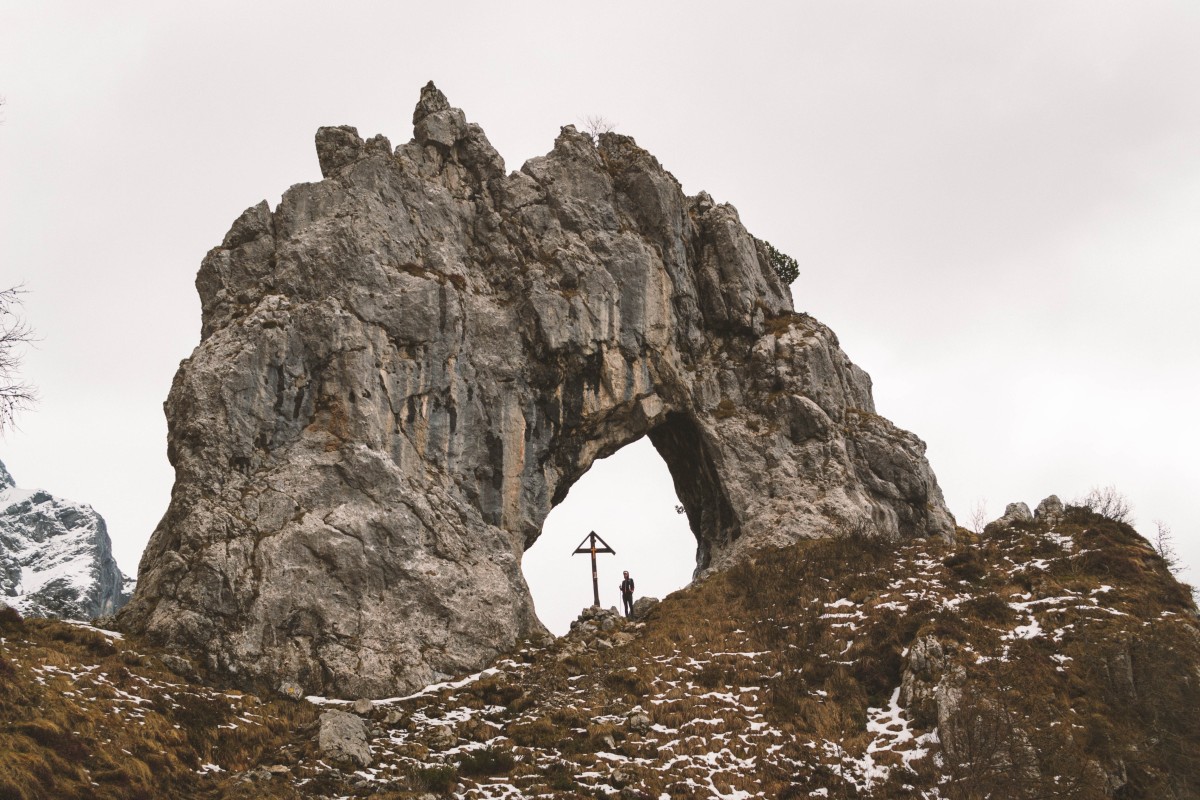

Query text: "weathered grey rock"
[278, 680, 305, 699]
[423, 724, 456, 750]
[611, 765, 636, 787]
[900, 634, 947, 725]
[239, 766, 274, 783]
[1034, 495, 1064, 522]
[318, 709, 371, 766]
[158, 653, 200, 681]
[993, 502, 1033, 528]
[120, 83, 954, 698]
[0, 459, 132, 620]
[630, 596, 659, 620]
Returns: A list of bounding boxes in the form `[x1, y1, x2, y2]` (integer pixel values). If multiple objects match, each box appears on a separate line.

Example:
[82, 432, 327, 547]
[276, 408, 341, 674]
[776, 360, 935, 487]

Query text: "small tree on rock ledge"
[763, 241, 799, 286]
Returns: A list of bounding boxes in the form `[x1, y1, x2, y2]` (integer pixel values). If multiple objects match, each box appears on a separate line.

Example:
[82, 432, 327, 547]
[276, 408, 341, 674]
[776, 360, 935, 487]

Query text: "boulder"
[630, 596, 660, 620]
[317, 710, 371, 767]
[993, 502, 1034, 528]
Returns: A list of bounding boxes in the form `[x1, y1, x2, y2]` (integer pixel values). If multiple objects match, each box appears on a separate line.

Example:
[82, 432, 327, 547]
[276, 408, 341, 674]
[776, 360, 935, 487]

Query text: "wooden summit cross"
[572, 531, 615, 608]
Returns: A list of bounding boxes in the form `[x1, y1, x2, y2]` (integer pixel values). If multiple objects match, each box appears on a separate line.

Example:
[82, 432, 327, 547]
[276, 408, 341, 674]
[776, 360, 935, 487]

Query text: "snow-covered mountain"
[0, 458, 133, 620]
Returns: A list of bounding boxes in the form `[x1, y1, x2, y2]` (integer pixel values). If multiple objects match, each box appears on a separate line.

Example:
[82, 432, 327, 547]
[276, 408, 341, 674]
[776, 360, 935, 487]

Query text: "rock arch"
[120, 84, 954, 698]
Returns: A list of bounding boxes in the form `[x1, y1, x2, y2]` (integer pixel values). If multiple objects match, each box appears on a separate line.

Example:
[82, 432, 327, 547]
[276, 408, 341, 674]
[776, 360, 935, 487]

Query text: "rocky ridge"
[121, 82, 954, 698]
[0, 458, 132, 620]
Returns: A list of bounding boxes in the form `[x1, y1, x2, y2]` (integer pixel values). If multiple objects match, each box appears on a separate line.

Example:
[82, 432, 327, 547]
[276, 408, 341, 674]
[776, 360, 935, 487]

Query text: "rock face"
[120, 83, 954, 698]
[0, 459, 132, 619]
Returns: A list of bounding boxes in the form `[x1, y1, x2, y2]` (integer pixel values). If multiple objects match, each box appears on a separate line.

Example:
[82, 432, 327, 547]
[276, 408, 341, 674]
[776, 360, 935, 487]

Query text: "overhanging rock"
[119, 83, 954, 698]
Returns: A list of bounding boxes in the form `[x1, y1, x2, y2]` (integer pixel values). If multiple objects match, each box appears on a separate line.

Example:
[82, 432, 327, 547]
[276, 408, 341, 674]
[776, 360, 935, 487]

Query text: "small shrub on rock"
[963, 593, 1016, 625]
[763, 241, 799, 285]
[506, 716, 564, 747]
[0, 604, 23, 632]
[457, 746, 515, 777]
[410, 763, 458, 792]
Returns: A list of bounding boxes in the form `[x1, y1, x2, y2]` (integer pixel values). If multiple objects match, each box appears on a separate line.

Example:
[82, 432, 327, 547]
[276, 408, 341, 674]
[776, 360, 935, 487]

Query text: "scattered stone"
[317, 710, 372, 767]
[423, 724, 456, 750]
[611, 765, 635, 788]
[239, 766, 274, 782]
[462, 720, 494, 742]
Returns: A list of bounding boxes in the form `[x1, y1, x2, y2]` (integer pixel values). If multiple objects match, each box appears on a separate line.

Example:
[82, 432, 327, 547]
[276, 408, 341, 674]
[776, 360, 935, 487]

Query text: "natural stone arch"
[120, 84, 954, 698]
[531, 401, 737, 578]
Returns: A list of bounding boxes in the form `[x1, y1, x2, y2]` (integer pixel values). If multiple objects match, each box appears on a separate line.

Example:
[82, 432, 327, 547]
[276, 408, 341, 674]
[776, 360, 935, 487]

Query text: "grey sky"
[2, 2, 1197, 632]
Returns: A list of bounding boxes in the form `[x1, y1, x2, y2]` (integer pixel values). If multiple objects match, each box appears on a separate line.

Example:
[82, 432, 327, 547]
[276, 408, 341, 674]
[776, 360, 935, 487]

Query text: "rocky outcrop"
[1034, 494, 1064, 522]
[0, 459, 132, 619]
[990, 496, 1064, 530]
[992, 502, 1033, 528]
[120, 83, 954, 698]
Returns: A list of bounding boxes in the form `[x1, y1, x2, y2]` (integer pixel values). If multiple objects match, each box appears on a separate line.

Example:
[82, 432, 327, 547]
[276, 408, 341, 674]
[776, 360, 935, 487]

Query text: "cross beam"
[572, 531, 615, 608]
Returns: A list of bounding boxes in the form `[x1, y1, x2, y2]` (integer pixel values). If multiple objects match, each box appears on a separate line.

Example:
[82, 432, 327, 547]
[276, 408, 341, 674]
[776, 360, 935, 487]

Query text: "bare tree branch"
[1153, 520, 1180, 574]
[0, 285, 38, 432]
[968, 498, 989, 535]
[580, 114, 616, 144]
[1074, 485, 1134, 525]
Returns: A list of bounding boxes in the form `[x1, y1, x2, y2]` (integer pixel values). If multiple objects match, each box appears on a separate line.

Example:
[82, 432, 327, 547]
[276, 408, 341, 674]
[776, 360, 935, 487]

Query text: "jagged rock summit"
[0, 458, 132, 619]
[121, 83, 954, 698]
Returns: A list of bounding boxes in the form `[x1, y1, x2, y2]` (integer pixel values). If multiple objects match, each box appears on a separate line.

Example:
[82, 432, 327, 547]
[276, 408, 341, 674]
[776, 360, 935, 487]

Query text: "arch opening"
[522, 436, 696, 635]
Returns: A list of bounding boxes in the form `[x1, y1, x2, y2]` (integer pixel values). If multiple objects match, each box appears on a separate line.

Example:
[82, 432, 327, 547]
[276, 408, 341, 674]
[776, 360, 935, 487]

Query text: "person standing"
[619, 571, 635, 618]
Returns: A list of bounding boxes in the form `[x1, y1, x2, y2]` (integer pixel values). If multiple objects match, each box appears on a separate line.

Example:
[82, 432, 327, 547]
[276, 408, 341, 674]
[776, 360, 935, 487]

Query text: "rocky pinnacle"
[119, 83, 955, 698]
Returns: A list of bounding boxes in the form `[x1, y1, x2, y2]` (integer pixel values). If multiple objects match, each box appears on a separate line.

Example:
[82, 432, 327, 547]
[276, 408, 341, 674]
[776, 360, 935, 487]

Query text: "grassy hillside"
[2, 505, 1197, 798]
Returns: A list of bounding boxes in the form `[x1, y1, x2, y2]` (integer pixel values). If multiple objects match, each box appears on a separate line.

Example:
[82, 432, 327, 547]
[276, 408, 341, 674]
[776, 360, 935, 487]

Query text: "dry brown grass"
[0, 614, 317, 799]
[2, 508, 1195, 798]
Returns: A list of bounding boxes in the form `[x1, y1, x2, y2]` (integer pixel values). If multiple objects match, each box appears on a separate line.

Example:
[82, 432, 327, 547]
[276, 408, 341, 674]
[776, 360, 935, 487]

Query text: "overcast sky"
[2, 2, 1197, 635]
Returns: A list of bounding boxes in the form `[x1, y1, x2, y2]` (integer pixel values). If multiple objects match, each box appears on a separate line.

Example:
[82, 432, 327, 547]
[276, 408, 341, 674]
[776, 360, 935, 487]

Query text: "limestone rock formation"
[993, 502, 1034, 528]
[0, 458, 132, 619]
[120, 83, 954, 698]
[1034, 494, 1064, 522]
